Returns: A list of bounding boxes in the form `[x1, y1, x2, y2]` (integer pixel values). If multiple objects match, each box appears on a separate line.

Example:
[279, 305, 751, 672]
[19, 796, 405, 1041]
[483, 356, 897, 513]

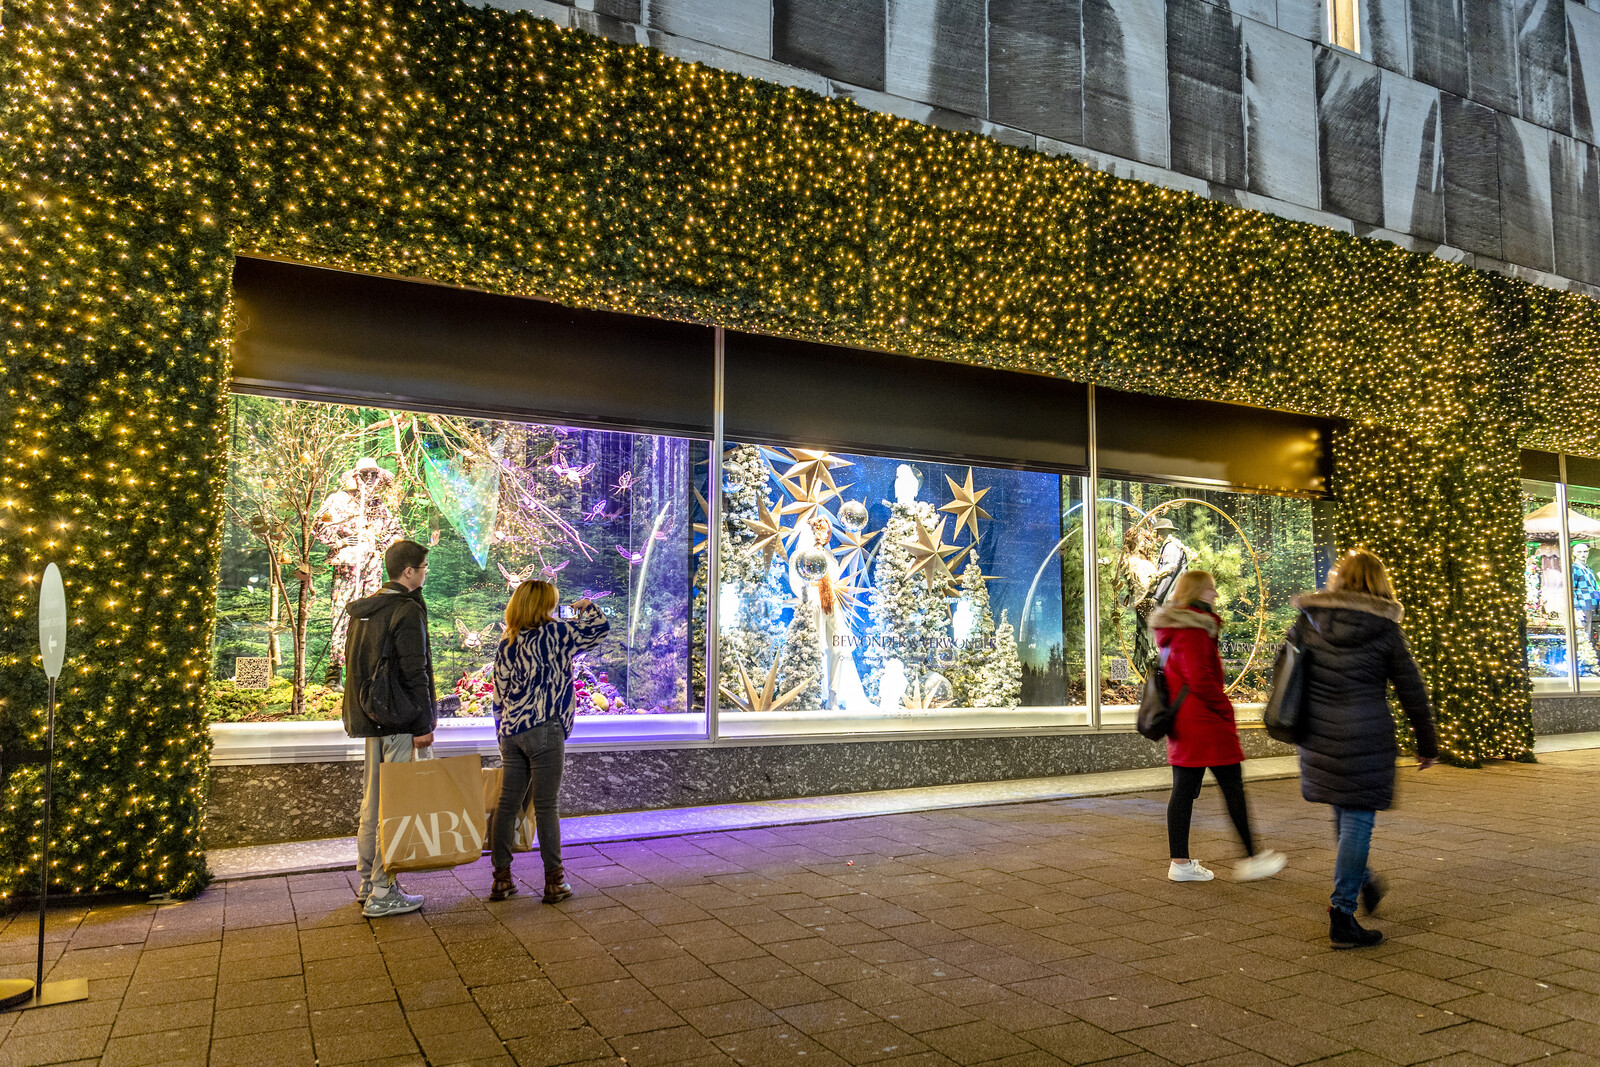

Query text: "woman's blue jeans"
[1330, 806, 1376, 915]
[492, 721, 566, 875]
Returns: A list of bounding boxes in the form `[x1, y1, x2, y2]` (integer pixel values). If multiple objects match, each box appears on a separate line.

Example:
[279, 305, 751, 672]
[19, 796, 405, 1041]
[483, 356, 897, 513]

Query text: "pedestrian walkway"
[3, 748, 1597, 1066]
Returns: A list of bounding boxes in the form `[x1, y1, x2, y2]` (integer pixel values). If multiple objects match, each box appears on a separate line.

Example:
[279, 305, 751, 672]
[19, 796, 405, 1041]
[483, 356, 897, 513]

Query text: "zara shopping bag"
[481, 767, 537, 853]
[377, 754, 487, 873]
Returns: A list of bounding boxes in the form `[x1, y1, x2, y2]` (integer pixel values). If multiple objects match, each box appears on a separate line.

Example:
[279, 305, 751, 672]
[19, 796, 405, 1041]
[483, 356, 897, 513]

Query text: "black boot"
[1329, 907, 1382, 949]
[1361, 873, 1387, 915]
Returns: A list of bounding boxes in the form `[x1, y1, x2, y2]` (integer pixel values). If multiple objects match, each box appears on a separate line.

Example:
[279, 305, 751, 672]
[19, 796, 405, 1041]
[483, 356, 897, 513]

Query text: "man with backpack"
[343, 539, 437, 917]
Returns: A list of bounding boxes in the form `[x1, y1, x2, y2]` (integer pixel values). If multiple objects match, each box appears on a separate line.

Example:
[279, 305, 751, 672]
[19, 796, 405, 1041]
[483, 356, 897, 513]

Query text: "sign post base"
[0, 977, 87, 1011]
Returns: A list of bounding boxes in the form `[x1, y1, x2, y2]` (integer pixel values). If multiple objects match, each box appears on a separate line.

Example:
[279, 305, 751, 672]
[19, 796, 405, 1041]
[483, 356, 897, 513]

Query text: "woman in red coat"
[1151, 570, 1286, 883]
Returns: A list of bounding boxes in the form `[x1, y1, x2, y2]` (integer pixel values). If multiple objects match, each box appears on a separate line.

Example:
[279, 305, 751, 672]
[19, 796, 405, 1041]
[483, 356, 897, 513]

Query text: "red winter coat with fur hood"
[1151, 603, 1245, 768]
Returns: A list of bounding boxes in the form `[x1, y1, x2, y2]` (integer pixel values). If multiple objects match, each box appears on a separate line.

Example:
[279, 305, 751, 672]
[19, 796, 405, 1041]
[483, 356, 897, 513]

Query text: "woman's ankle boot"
[543, 866, 573, 904]
[1329, 906, 1382, 948]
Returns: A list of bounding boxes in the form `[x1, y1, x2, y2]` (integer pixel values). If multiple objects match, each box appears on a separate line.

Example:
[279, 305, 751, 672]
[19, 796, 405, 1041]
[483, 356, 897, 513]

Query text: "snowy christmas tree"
[862, 467, 956, 700]
[950, 558, 996, 706]
[974, 609, 1023, 710]
[779, 599, 824, 711]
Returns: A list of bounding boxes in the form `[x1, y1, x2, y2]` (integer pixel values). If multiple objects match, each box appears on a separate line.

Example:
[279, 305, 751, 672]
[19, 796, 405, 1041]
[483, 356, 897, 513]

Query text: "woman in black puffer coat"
[1288, 550, 1439, 949]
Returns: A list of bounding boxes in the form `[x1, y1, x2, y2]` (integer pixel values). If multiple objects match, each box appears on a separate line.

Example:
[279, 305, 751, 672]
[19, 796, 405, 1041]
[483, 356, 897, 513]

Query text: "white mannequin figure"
[893, 463, 922, 507]
[877, 659, 909, 714]
[788, 516, 872, 712]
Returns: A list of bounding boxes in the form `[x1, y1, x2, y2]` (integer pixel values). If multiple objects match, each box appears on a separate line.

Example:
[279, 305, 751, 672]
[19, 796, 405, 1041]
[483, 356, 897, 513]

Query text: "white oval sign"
[39, 563, 66, 681]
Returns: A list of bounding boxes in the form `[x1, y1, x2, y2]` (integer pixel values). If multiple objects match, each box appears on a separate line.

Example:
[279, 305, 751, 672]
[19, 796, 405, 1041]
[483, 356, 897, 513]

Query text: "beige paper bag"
[481, 767, 537, 853]
[377, 754, 486, 873]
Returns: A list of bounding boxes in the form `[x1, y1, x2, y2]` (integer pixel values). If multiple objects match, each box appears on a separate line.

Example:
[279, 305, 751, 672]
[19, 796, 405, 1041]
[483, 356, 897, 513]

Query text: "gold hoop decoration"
[1115, 498, 1267, 695]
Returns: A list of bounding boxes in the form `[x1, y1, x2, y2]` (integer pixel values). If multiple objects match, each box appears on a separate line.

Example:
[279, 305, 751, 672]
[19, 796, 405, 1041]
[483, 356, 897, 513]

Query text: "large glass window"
[704, 444, 1089, 737]
[1522, 479, 1575, 693]
[211, 395, 706, 741]
[1567, 482, 1600, 692]
[1096, 480, 1335, 725]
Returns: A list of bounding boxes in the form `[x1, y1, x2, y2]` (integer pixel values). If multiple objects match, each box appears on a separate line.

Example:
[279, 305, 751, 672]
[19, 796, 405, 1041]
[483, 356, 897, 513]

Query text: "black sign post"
[0, 564, 89, 1011]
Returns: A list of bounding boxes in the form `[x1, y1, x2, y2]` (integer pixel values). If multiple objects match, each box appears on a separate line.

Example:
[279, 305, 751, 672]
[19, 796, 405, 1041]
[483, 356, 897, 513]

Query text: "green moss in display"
[0, 0, 1575, 893]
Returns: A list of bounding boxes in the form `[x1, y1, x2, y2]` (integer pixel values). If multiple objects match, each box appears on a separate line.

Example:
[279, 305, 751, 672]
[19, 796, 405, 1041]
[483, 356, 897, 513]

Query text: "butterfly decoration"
[616, 547, 644, 565]
[549, 459, 595, 484]
[454, 617, 501, 651]
[611, 471, 635, 497]
[652, 529, 669, 541]
[541, 560, 570, 579]
[580, 588, 613, 601]
[581, 499, 610, 524]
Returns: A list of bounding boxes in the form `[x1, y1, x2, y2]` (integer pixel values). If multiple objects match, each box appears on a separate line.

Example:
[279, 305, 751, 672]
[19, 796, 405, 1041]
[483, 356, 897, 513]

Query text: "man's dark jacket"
[342, 582, 437, 738]
[1287, 589, 1439, 811]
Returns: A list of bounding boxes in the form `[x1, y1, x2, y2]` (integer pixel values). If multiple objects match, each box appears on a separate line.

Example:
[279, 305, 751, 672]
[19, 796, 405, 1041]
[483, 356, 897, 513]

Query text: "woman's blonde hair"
[1330, 549, 1397, 600]
[1170, 570, 1216, 606]
[503, 579, 559, 643]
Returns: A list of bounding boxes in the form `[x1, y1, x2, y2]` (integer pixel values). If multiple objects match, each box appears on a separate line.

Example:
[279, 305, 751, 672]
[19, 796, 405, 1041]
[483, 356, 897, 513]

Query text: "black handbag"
[1135, 647, 1189, 741]
[1263, 614, 1313, 744]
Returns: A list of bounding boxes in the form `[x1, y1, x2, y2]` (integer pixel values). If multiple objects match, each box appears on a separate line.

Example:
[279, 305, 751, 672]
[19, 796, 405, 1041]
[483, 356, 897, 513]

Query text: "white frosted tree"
[972, 609, 1023, 710]
[863, 498, 952, 701]
[950, 558, 996, 706]
[779, 600, 824, 710]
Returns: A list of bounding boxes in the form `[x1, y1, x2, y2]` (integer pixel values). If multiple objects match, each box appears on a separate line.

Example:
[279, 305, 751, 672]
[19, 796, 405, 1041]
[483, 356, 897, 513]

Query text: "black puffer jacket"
[1288, 589, 1438, 811]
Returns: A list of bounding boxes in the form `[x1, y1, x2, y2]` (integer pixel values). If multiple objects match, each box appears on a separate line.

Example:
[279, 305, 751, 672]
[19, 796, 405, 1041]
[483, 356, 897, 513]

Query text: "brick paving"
[1, 749, 1596, 1067]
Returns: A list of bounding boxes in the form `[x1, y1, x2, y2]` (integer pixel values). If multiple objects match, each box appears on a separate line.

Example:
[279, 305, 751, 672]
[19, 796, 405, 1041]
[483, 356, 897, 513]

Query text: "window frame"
[1328, 0, 1361, 54]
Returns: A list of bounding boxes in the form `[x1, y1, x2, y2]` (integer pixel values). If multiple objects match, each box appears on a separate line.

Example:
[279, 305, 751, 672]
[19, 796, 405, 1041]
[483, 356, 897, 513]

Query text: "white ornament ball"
[795, 547, 829, 582]
[721, 468, 744, 494]
[839, 500, 869, 533]
[920, 671, 953, 706]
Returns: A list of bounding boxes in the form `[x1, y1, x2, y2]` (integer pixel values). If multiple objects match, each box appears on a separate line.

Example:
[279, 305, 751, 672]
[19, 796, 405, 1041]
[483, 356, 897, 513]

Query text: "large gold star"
[828, 573, 870, 619]
[940, 468, 992, 543]
[778, 448, 853, 495]
[743, 494, 789, 568]
[719, 658, 811, 714]
[777, 479, 845, 543]
[900, 516, 959, 589]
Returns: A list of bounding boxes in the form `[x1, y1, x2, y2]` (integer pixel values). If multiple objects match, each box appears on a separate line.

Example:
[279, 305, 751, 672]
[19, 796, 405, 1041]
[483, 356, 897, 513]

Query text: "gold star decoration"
[827, 573, 870, 618]
[720, 658, 812, 713]
[742, 493, 789, 568]
[777, 448, 853, 496]
[900, 516, 960, 589]
[940, 468, 992, 543]
[777, 478, 846, 544]
[832, 526, 881, 578]
[691, 485, 711, 556]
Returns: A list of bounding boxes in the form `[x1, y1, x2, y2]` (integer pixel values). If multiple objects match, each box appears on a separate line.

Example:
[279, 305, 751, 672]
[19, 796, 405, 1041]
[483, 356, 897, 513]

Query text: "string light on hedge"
[0, 0, 1558, 895]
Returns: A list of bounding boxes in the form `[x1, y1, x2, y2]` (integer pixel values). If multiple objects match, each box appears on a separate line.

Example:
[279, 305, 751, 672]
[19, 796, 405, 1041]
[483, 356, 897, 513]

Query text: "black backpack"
[1136, 646, 1189, 741]
[359, 609, 413, 730]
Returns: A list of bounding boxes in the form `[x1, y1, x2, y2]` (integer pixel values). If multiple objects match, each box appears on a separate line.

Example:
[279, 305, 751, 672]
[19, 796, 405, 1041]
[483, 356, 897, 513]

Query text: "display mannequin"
[1574, 543, 1599, 669]
[788, 516, 871, 711]
[316, 458, 404, 685]
[1539, 546, 1568, 626]
[1149, 517, 1190, 605]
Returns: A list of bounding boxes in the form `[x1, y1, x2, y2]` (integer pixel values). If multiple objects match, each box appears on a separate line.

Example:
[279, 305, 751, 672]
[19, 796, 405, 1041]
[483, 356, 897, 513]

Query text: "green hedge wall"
[2, 0, 1580, 895]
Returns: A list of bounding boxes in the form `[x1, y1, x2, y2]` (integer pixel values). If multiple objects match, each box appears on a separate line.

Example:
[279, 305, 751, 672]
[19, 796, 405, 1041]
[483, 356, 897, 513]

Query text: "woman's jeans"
[1168, 763, 1255, 859]
[1330, 806, 1376, 914]
[492, 721, 566, 875]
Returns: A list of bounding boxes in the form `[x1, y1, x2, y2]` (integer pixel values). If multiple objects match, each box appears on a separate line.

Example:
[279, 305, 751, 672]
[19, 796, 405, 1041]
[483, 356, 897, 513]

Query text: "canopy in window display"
[698, 444, 1088, 736]
[1521, 479, 1577, 691]
[211, 395, 703, 740]
[1096, 481, 1335, 723]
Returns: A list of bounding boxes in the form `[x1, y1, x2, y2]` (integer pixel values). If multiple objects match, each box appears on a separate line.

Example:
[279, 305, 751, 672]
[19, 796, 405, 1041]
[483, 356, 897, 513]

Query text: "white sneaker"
[1235, 850, 1287, 881]
[362, 882, 423, 918]
[1168, 859, 1214, 882]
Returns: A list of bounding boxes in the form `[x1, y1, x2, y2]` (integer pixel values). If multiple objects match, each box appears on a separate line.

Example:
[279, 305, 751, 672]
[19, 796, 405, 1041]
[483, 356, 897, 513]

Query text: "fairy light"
[0, 0, 1557, 895]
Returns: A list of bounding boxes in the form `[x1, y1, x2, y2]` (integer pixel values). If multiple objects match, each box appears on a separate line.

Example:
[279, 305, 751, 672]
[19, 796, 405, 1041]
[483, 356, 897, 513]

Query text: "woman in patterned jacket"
[487, 580, 609, 903]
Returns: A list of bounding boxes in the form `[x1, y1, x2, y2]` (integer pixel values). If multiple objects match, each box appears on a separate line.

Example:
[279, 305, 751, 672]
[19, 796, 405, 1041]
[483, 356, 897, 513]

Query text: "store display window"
[705, 444, 1090, 737]
[1095, 480, 1335, 724]
[1521, 478, 1575, 692]
[211, 395, 707, 742]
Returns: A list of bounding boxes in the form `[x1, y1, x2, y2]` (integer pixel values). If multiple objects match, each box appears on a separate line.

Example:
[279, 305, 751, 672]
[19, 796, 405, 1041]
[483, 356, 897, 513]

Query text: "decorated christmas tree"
[976, 609, 1023, 709]
[779, 600, 824, 711]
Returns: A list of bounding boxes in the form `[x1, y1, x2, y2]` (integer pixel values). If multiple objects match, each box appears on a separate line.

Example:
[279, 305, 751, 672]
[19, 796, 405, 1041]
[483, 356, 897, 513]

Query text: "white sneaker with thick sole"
[362, 883, 423, 918]
[1168, 859, 1215, 882]
[1235, 850, 1287, 881]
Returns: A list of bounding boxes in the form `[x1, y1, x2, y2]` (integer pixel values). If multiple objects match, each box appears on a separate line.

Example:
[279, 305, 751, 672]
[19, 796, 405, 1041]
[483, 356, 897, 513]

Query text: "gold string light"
[0, 0, 1563, 895]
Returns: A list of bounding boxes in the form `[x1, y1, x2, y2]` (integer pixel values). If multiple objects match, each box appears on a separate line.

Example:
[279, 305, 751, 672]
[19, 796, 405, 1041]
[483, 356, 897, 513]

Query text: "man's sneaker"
[362, 882, 423, 918]
[1235, 850, 1287, 881]
[1168, 859, 1214, 882]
